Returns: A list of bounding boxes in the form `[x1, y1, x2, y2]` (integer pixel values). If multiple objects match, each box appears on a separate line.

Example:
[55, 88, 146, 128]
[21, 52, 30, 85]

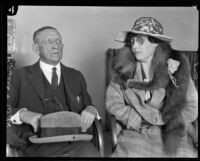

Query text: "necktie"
[51, 67, 58, 90]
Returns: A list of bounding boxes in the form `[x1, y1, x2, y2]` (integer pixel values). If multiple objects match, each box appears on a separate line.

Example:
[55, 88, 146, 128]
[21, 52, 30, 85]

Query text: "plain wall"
[8, 6, 198, 128]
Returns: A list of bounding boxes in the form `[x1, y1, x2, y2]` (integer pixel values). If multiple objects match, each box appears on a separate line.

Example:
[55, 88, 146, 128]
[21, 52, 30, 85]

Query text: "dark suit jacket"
[7, 61, 93, 149]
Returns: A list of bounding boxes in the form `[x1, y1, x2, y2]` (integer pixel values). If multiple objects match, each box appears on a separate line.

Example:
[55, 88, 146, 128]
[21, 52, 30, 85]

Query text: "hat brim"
[29, 134, 93, 144]
[115, 30, 173, 43]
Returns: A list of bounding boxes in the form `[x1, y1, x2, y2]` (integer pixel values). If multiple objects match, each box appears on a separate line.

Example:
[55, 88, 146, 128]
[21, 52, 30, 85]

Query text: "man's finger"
[31, 114, 42, 133]
[33, 126, 37, 133]
[81, 117, 91, 132]
[81, 110, 95, 132]
[84, 115, 95, 131]
[81, 117, 87, 132]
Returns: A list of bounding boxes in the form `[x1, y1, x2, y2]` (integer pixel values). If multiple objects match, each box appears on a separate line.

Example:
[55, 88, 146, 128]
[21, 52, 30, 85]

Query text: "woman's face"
[131, 35, 158, 62]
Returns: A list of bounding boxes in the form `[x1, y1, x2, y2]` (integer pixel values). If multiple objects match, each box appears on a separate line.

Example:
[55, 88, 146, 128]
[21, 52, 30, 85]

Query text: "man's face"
[35, 29, 64, 65]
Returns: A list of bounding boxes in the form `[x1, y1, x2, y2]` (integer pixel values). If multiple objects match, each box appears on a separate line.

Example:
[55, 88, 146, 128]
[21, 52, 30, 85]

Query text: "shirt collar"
[39, 60, 61, 72]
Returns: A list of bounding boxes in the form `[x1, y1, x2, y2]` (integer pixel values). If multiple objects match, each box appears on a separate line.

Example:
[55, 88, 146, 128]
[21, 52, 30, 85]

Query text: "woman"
[106, 17, 198, 157]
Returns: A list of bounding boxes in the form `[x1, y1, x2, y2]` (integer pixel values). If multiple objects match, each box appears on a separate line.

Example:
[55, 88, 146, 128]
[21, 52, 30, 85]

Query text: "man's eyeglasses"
[130, 35, 145, 46]
[44, 39, 63, 46]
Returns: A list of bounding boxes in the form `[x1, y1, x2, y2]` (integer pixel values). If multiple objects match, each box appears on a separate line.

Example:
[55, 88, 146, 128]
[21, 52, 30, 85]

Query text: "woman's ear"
[32, 43, 39, 55]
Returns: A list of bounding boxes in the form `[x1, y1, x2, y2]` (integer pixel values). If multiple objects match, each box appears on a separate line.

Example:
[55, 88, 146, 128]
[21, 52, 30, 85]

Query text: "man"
[7, 26, 100, 157]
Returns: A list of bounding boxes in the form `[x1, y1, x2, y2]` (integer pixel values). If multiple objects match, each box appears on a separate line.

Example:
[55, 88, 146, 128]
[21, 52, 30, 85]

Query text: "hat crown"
[132, 17, 164, 35]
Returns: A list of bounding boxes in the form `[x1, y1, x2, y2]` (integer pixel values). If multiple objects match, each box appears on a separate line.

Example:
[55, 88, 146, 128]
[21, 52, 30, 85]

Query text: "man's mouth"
[51, 52, 60, 55]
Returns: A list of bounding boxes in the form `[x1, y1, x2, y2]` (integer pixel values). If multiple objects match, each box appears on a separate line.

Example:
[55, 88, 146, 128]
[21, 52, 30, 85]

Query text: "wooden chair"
[105, 48, 198, 152]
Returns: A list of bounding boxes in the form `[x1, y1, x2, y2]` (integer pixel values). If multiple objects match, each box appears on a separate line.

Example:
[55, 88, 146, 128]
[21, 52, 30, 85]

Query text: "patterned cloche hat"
[115, 17, 173, 42]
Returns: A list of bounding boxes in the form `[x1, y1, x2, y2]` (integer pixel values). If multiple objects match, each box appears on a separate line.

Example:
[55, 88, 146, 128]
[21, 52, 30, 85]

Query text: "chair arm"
[7, 119, 105, 157]
[92, 118, 104, 157]
[6, 144, 12, 157]
[6, 144, 22, 157]
[193, 118, 198, 148]
[110, 114, 118, 152]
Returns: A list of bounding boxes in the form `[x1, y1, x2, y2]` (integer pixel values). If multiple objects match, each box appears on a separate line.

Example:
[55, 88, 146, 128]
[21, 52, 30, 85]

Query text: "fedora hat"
[115, 17, 173, 43]
[29, 111, 93, 143]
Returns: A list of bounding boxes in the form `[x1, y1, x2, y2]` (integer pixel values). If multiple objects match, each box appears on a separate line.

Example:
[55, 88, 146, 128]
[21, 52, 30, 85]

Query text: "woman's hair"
[148, 36, 164, 44]
[124, 32, 136, 48]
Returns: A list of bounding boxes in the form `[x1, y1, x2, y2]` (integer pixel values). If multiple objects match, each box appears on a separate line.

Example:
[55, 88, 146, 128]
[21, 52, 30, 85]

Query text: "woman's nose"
[131, 43, 138, 52]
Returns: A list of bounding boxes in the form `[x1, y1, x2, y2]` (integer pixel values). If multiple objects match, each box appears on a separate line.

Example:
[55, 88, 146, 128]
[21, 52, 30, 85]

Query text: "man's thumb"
[33, 125, 38, 133]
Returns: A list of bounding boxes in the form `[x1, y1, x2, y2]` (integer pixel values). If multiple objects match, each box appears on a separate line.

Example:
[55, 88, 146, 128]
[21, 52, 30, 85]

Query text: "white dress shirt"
[40, 61, 61, 85]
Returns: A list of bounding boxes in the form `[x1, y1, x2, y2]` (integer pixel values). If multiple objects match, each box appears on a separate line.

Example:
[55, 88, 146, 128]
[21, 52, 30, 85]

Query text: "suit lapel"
[61, 64, 77, 112]
[28, 62, 78, 112]
[28, 62, 45, 100]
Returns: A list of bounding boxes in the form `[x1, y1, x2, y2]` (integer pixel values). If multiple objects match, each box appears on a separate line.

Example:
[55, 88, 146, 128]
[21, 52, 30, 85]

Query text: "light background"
[8, 6, 199, 128]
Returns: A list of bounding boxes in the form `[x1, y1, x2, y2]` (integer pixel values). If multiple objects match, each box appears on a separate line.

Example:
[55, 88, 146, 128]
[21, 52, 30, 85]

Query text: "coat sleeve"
[182, 76, 198, 124]
[79, 71, 93, 108]
[7, 69, 31, 148]
[7, 69, 20, 115]
[106, 81, 142, 129]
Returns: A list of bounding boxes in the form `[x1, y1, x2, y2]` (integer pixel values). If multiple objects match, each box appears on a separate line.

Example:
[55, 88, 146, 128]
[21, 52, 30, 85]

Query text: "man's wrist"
[84, 106, 101, 120]
[19, 108, 28, 123]
[11, 108, 28, 124]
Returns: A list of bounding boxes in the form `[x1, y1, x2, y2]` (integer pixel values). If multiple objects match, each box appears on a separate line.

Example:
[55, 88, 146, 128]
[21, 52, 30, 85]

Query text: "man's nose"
[52, 42, 59, 49]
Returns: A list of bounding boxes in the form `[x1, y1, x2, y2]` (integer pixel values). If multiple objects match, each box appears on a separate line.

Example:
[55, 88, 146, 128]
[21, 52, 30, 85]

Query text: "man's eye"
[47, 40, 51, 43]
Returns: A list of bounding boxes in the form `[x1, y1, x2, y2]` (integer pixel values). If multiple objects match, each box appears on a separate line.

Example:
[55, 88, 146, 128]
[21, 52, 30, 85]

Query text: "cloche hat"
[115, 17, 173, 43]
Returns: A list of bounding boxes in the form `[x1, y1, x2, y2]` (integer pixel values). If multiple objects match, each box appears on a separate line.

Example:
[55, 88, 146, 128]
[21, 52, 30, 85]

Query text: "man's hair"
[33, 26, 57, 44]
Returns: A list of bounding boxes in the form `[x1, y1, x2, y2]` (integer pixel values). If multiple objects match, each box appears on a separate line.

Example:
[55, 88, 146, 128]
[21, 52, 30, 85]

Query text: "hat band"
[132, 28, 162, 35]
[39, 127, 82, 138]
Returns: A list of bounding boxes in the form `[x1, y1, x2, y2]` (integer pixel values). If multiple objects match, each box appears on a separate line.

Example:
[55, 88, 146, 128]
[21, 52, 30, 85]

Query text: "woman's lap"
[112, 126, 197, 158]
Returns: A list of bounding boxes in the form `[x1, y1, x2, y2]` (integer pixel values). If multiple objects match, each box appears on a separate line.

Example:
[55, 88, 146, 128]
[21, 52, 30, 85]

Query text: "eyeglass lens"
[131, 35, 144, 46]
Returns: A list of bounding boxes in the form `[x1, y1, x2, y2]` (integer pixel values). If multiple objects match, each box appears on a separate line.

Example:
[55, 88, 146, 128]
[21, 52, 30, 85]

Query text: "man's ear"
[32, 43, 39, 55]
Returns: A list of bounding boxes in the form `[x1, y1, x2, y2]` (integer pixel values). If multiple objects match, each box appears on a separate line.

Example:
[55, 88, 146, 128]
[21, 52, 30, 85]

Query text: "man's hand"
[80, 110, 95, 132]
[19, 110, 42, 133]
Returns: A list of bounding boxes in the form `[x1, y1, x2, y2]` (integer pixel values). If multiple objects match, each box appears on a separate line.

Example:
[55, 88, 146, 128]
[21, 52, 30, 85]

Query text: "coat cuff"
[10, 108, 27, 124]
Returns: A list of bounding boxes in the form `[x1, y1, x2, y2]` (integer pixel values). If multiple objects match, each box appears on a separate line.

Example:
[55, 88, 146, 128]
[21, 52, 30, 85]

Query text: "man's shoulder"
[14, 62, 38, 73]
[61, 64, 82, 76]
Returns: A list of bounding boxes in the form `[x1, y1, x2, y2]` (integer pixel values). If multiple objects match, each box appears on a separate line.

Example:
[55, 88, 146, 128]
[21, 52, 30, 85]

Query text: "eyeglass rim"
[130, 34, 147, 45]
